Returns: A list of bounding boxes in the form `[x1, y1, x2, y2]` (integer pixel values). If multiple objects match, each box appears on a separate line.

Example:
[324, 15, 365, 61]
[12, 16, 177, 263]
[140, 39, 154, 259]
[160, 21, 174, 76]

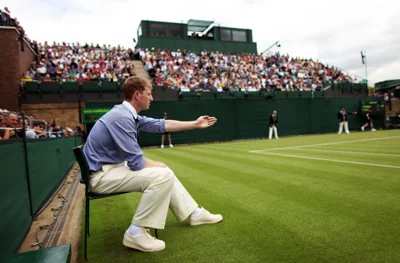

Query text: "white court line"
[249, 136, 400, 153]
[252, 152, 400, 169]
[296, 148, 400, 157]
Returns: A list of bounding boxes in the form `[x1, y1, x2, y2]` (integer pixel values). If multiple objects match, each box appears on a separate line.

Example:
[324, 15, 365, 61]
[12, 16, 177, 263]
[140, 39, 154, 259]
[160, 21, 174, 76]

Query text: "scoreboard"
[360, 100, 385, 114]
[82, 108, 111, 123]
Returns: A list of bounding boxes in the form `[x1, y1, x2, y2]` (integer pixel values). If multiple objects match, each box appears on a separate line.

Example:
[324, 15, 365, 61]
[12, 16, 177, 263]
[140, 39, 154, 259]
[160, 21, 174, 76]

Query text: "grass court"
[85, 130, 400, 262]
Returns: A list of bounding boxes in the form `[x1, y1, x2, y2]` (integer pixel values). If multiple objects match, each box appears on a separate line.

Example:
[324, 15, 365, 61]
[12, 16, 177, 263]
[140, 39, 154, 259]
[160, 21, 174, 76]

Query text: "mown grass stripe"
[250, 136, 400, 153]
[160, 146, 400, 207]
[296, 148, 400, 157]
[254, 151, 400, 169]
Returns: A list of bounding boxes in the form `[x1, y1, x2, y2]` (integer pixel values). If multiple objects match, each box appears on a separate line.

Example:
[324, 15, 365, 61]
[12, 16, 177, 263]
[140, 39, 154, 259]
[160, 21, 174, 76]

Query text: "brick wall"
[18, 38, 36, 81]
[21, 102, 85, 130]
[0, 27, 36, 112]
[386, 99, 400, 117]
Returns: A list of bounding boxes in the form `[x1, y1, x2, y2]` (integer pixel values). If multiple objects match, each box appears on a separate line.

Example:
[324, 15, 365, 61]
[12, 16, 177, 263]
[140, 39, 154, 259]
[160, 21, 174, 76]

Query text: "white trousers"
[89, 163, 198, 229]
[338, 121, 350, 134]
[269, 125, 279, 139]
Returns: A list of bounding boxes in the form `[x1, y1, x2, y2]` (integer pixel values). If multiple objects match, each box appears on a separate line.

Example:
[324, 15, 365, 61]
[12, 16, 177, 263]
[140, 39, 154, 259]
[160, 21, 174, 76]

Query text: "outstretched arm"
[165, 116, 217, 132]
[0, 128, 10, 140]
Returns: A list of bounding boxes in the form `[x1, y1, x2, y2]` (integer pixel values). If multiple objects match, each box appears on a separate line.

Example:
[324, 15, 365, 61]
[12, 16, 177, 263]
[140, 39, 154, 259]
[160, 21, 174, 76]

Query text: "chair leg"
[87, 199, 90, 237]
[155, 229, 158, 239]
[84, 198, 89, 261]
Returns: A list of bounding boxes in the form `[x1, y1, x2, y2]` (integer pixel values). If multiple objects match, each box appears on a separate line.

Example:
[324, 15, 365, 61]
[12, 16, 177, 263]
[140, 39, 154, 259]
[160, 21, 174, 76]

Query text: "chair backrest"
[73, 145, 90, 185]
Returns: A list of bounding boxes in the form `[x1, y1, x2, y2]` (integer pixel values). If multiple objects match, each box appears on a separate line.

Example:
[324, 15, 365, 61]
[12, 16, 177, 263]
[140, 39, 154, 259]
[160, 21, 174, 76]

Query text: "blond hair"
[123, 76, 152, 100]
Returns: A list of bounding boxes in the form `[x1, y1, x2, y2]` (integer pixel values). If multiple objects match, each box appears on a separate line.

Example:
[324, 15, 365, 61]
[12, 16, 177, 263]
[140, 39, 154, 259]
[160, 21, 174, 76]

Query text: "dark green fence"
[0, 141, 31, 263]
[85, 97, 385, 147]
[0, 137, 80, 262]
[27, 138, 78, 214]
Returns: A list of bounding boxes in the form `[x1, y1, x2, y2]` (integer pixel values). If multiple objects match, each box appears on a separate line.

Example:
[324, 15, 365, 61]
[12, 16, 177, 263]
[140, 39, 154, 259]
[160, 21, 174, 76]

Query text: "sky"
[4, 0, 400, 86]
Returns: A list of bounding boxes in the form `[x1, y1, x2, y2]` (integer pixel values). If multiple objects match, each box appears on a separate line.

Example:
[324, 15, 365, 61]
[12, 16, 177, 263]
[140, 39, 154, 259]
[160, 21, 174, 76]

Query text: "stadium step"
[132, 61, 151, 81]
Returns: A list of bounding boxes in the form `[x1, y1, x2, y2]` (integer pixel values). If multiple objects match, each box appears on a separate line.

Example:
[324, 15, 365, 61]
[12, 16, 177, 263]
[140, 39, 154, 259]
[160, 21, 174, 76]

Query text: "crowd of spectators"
[4, 7, 354, 94]
[0, 110, 85, 140]
[20, 42, 137, 85]
[19, 40, 356, 94]
[140, 48, 355, 92]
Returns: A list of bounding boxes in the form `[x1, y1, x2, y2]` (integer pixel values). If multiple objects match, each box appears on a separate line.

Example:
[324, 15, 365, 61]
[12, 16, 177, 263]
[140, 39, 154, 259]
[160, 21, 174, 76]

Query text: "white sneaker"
[161, 145, 164, 148]
[189, 208, 223, 226]
[123, 230, 165, 252]
[169, 144, 174, 148]
[361, 127, 364, 131]
[371, 128, 376, 132]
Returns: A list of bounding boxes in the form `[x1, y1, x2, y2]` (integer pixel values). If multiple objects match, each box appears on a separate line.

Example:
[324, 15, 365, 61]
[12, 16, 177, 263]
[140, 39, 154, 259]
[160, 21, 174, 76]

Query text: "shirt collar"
[122, 101, 138, 119]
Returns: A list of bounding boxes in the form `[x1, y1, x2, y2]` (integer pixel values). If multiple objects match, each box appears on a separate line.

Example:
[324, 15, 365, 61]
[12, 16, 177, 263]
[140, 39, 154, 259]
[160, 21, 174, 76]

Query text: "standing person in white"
[83, 76, 223, 253]
[269, 110, 279, 139]
[337, 106, 353, 134]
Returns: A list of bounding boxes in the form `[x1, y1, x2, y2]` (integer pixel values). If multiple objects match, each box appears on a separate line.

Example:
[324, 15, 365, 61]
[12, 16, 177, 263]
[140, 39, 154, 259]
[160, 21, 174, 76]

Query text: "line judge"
[84, 76, 222, 252]
[269, 110, 279, 139]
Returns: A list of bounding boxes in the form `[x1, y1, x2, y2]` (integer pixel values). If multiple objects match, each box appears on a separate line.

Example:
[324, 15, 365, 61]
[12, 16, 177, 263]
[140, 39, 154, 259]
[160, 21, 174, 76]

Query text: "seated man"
[84, 76, 222, 252]
[0, 111, 18, 139]
[25, 121, 46, 139]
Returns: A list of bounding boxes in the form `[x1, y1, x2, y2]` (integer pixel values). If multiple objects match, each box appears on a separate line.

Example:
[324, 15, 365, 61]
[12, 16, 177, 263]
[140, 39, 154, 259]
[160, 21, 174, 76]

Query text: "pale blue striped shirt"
[84, 101, 165, 171]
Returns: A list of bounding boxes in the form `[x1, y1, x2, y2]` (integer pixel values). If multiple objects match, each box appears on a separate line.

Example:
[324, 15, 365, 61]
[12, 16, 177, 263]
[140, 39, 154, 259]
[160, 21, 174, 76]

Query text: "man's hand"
[143, 157, 168, 169]
[153, 161, 167, 168]
[194, 116, 217, 129]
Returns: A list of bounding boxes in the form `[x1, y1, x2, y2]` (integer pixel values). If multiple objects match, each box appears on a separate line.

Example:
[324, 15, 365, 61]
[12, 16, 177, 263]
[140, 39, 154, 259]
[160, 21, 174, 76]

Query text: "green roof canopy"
[374, 79, 400, 91]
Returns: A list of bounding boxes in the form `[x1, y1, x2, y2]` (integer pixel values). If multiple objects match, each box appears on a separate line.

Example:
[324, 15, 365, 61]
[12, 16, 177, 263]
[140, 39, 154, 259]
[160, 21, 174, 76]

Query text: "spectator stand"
[140, 48, 359, 95]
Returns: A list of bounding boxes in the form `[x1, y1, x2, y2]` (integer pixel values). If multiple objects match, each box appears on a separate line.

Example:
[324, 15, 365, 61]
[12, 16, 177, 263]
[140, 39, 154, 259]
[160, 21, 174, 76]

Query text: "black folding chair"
[73, 145, 158, 260]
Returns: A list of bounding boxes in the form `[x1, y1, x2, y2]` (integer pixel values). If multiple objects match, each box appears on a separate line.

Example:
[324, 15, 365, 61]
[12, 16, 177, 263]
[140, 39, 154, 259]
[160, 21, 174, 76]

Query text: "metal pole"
[78, 99, 82, 124]
[364, 51, 368, 85]
[261, 41, 280, 56]
[21, 113, 34, 217]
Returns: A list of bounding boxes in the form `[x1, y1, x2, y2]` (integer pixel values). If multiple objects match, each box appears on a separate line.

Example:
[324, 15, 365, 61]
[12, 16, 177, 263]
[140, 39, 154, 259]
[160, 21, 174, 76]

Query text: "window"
[150, 23, 167, 37]
[232, 30, 247, 42]
[138, 26, 142, 37]
[220, 29, 231, 41]
[169, 24, 183, 38]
